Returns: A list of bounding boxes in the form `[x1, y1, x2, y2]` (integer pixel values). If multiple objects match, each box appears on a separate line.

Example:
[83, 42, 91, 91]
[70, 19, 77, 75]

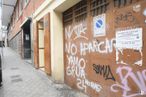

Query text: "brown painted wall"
[33, 22, 39, 69]
[63, 0, 146, 97]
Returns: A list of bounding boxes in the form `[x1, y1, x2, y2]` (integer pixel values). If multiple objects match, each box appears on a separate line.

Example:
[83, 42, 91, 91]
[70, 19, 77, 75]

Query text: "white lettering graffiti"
[65, 22, 88, 40]
[66, 55, 86, 78]
[111, 66, 146, 97]
[80, 38, 115, 56]
[77, 78, 87, 92]
[66, 55, 87, 92]
[66, 55, 102, 92]
[85, 79, 102, 92]
[65, 42, 78, 55]
[77, 78, 102, 93]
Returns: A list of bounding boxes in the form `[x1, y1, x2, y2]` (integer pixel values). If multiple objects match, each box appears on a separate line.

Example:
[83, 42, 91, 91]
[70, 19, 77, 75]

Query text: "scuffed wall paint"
[116, 28, 143, 66]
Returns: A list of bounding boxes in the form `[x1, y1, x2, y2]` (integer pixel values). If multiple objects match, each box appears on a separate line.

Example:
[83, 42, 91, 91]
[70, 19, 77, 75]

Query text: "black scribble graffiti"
[115, 11, 137, 25]
[93, 64, 115, 81]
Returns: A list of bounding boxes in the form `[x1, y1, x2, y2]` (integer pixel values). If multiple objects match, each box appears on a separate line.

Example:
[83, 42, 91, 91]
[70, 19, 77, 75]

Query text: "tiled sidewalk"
[0, 48, 88, 97]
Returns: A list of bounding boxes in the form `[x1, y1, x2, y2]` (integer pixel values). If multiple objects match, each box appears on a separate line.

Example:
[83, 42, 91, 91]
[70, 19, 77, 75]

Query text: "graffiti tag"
[65, 22, 88, 40]
[115, 11, 137, 25]
[80, 38, 115, 56]
[111, 66, 146, 97]
[93, 64, 115, 81]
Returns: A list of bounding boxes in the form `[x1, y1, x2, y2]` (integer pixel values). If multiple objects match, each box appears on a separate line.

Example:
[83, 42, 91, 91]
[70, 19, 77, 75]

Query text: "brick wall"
[8, 0, 45, 40]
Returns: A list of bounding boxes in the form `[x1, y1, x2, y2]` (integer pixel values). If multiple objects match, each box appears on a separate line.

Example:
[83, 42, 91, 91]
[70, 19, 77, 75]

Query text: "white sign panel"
[116, 28, 142, 49]
[93, 14, 106, 37]
[25, 34, 29, 40]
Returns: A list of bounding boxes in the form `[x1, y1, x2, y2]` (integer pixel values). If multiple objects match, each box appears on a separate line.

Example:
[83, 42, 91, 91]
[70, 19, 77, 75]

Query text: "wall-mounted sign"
[25, 34, 29, 41]
[93, 14, 106, 37]
[116, 28, 142, 49]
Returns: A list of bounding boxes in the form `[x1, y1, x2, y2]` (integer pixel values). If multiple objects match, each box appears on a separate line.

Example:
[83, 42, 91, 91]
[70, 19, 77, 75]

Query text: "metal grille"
[90, 0, 109, 16]
[63, 0, 87, 25]
[63, 0, 139, 25]
[63, 0, 110, 24]
[63, 7, 73, 26]
[114, 0, 138, 7]
[74, 0, 87, 22]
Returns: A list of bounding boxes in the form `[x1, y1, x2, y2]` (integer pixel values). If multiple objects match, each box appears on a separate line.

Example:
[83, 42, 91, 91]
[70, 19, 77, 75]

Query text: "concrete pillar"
[51, 11, 64, 83]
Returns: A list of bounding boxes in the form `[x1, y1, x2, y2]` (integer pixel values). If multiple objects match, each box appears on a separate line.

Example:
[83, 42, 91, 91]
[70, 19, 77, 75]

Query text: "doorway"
[36, 14, 51, 75]
[38, 19, 45, 71]
[22, 19, 31, 59]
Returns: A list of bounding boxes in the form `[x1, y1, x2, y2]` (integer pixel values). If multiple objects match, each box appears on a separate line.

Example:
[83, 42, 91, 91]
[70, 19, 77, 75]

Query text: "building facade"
[5, 0, 146, 97]
[7, 0, 44, 58]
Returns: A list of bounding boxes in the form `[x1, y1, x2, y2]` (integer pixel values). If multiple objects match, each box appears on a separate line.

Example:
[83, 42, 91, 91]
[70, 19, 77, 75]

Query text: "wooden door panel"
[44, 13, 51, 75]
[33, 22, 39, 68]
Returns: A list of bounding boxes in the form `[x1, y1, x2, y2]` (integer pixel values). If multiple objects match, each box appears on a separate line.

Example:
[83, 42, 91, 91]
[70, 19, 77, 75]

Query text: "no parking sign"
[93, 14, 106, 37]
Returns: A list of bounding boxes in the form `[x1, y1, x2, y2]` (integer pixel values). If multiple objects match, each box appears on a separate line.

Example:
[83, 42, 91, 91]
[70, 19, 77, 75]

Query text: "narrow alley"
[0, 48, 88, 97]
[1, 0, 146, 97]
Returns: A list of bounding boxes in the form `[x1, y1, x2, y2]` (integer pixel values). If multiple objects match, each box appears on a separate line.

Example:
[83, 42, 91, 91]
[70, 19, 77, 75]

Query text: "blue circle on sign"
[96, 19, 103, 28]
